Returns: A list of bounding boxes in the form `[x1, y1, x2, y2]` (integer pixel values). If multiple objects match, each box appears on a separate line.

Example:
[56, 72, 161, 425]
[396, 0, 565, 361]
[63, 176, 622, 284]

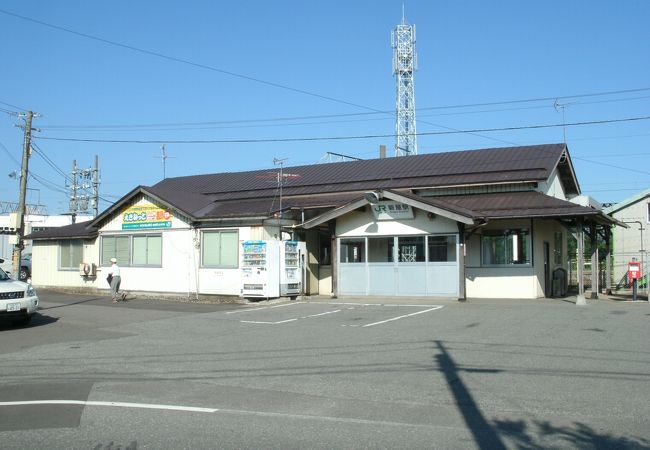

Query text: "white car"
[0, 254, 31, 281]
[0, 267, 39, 326]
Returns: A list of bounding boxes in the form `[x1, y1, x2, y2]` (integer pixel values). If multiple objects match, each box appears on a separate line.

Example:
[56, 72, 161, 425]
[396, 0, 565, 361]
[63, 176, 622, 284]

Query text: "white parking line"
[0, 400, 444, 429]
[362, 306, 443, 327]
[226, 302, 305, 314]
[241, 309, 341, 325]
[0, 400, 217, 413]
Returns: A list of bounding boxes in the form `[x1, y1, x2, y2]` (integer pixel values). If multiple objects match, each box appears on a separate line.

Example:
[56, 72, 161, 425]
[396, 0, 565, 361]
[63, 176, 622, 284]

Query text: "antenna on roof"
[553, 99, 576, 144]
[318, 152, 362, 163]
[273, 158, 287, 225]
[155, 144, 175, 179]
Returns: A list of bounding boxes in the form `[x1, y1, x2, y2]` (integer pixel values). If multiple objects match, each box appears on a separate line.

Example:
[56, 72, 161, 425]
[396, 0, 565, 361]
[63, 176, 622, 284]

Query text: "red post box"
[628, 262, 642, 280]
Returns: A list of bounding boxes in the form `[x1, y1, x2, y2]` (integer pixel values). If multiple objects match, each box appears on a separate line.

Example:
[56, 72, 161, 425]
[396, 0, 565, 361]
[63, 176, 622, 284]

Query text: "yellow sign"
[122, 205, 173, 230]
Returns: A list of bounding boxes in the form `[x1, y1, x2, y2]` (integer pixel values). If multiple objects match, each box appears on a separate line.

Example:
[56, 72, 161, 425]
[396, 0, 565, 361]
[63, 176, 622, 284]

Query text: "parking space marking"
[225, 302, 306, 314]
[362, 305, 443, 327]
[0, 400, 218, 413]
[228, 301, 443, 327]
[241, 309, 341, 325]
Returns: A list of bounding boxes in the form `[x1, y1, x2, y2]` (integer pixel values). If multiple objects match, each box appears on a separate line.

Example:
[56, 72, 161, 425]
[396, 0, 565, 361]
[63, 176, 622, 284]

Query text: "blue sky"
[0, 0, 648, 214]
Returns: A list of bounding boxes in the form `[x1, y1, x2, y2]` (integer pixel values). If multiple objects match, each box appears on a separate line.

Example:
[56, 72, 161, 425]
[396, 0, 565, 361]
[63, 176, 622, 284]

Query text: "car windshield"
[0, 268, 9, 281]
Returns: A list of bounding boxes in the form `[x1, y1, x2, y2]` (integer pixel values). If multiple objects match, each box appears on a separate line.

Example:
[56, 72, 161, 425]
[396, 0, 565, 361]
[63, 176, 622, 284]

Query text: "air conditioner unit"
[79, 263, 93, 276]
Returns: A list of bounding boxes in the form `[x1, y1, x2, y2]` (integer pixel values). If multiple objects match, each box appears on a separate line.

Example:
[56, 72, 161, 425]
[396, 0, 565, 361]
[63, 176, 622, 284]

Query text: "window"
[59, 240, 83, 269]
[368, 237, 394, 262]
[101, 235, 131, 266]
[481, 229, 530, 266]
[133, 235, 162, 266]
[340, 238, 365, 263]
[398, 236, 425, 262]
[554, 232, 563, 265]
[428, 235, 457, 262]
[202, 230, 238, 268]
[647, 203, 650, 223]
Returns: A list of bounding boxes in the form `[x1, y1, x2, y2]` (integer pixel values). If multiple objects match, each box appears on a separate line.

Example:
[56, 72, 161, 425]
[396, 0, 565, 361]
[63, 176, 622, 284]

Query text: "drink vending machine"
[240, 240, 306, 299]
[280, 240, 307, 299]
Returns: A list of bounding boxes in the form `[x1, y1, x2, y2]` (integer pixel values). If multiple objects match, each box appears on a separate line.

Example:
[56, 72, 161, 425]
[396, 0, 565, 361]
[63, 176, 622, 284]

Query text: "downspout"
[457, 222, 466, 302]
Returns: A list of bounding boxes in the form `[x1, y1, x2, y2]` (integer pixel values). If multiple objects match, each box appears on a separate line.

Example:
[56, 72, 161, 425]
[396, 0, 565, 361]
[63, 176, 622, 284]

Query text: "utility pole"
[69, 156, 100, 220]
[70, 160, 79, 224]
[92, 155, 100, 217]
[12, 111, 36, 279]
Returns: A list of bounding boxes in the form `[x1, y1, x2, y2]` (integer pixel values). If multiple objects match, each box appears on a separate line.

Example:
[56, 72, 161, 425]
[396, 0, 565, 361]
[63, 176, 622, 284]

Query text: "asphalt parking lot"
[1, 290, 649, 449]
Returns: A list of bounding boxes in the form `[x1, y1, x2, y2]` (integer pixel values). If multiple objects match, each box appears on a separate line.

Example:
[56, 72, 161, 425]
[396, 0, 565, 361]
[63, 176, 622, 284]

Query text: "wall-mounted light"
[364, 191, 382, 204]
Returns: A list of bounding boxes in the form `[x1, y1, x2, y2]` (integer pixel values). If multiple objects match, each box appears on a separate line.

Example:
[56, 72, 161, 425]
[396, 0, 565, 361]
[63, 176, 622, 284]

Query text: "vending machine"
[240, 240, 280, 299]
[280, 241, 307, 299]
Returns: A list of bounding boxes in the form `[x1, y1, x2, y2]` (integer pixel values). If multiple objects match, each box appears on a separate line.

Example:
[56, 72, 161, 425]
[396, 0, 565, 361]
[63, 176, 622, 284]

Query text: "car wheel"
[19, 267, 29, 281]
[13, 314, 32, 327]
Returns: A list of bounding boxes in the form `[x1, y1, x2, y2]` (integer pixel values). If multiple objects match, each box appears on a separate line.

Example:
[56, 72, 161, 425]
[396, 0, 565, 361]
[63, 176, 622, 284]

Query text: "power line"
[0, 8, 379, 114]
[0, 8, 520, 147]
[35, 89, 650, 131]
[33, 115, 650, 145]
[0, 99, 26, 111]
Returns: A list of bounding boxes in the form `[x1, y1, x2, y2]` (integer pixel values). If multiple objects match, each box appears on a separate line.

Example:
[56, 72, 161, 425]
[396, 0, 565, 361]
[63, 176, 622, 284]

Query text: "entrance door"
[338, 235, 459, 297]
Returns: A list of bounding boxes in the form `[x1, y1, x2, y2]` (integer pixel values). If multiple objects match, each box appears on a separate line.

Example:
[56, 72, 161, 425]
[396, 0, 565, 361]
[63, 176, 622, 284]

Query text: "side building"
[1, 213, 91, 279]
[27, 143, 617, 300]
[604, 189, 650, 292]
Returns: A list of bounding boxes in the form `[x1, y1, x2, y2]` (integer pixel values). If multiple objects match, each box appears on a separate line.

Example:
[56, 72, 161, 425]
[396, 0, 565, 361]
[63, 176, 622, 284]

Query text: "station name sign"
[371, 201, 414, 220]
[122, 204, 173, 230]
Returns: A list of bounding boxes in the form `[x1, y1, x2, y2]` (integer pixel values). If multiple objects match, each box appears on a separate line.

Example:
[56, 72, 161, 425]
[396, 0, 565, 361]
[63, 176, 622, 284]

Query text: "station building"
[27, 143, 617, 300]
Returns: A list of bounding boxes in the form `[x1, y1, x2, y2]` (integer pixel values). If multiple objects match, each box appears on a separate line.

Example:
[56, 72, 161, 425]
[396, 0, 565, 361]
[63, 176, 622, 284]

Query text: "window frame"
[339, 237, 366, 263]
[101, 235, 132, 267]
[132, 234, 163, 267]
[427, 234, 458, 263]
[201, 229, 239, 269]
[480, 228, 532, 267]
[100, 233, 163, 268]
[58, 239, 84, 270]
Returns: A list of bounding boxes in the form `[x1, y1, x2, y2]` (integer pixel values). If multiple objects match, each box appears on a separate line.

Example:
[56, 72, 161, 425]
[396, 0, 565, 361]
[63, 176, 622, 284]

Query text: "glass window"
[59, 240, 83, 269]
[101, 235, 131, 266]
[428, 235, 457, 262]
[202, 230, 238, 268]
[398, 236, 425, 262]
[133, 235, 162, 266]
[340, 238, 365, 263]
[554, 232, 563, 265]
[481, 229, 530, 266]
[368, 237, 394, 262]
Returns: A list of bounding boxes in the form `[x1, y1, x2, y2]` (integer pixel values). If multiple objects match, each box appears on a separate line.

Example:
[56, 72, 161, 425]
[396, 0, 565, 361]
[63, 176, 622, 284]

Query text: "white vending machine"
[241, 240, 280, 299]
[280, 240, 307, 299]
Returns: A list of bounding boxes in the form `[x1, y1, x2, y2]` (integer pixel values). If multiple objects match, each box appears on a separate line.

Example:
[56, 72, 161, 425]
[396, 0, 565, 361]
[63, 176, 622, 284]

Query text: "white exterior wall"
[465, 219, 567, 299]
[31, 195, 258, 297]
[538, 169, 566, 200]
[337, 207, 458, 237]
[31, 239, 99, 288]
[610, 198, 649, 255]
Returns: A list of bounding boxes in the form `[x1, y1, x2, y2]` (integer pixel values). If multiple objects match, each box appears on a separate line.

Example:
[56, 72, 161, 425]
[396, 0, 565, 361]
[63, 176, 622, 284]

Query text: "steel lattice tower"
[392, 14, 418, 156]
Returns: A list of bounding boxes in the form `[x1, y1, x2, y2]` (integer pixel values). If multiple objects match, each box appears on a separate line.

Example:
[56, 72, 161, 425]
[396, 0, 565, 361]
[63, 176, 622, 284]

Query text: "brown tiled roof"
[441, 191, 601, 219]
[33, 143, 595, 240]
[25, 220, 97, 241]
[152, 144, 569, 204]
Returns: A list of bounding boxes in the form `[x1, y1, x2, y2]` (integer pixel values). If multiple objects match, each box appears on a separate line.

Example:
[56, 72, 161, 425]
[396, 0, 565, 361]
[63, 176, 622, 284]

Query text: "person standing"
[107, 257, 123, 303]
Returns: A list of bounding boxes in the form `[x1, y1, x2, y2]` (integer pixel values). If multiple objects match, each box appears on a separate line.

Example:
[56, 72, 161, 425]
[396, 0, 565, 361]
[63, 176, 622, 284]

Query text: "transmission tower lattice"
[392, 12, 418, 156]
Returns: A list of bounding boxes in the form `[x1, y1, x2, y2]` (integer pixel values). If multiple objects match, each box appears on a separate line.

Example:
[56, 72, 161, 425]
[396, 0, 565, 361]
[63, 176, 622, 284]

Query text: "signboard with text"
[371, 201, 414, 220]
[122, 205, 173, 230]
